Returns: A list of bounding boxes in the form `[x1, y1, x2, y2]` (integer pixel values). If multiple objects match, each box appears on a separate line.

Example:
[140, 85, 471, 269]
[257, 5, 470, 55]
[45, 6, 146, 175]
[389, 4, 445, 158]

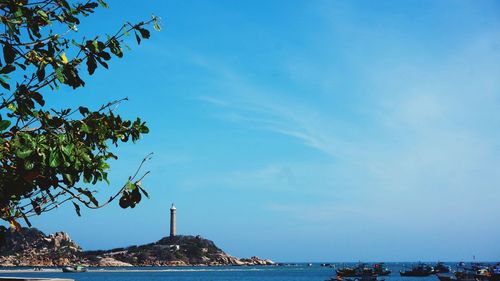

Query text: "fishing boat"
[438, 268, 477, 281]
[489, 264, 500, 281]
[435, 262, 452, 273]
[470, 263, 492, 281]
[337, 263, 375, 277]
[400, 263, 434, 277]
[438, 264, 492, 281]
[62, 265, 87, 273]
[373, 263, 391, 276]
[327, 275, 382, 281]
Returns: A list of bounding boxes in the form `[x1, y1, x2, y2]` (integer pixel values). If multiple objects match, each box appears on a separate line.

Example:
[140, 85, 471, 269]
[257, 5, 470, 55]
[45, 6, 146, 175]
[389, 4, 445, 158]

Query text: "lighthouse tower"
[170, 203, 176, 237]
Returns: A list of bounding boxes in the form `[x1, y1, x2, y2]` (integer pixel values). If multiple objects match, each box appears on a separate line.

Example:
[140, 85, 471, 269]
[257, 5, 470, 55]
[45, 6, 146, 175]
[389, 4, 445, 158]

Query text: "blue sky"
[7, 0, 500, 262]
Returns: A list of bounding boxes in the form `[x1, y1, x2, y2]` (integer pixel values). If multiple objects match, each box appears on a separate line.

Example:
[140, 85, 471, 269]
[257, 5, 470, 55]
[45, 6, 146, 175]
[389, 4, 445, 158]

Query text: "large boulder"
[97, 257, 133, 267]
[0, 226, 82, 267]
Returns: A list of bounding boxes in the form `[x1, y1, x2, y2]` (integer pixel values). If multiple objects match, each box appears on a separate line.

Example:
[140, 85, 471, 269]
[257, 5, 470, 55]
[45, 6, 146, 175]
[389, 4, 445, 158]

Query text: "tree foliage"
[0, 0, 160, 229]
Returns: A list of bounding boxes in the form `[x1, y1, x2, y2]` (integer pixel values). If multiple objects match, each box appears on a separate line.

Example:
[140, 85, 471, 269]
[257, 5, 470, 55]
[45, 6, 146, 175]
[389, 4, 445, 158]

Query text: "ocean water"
[0, 263, 480, 281]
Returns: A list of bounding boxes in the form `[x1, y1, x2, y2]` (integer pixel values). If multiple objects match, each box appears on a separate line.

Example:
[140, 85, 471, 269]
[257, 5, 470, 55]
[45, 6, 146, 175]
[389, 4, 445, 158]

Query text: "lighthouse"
[170, 203, 176, 237]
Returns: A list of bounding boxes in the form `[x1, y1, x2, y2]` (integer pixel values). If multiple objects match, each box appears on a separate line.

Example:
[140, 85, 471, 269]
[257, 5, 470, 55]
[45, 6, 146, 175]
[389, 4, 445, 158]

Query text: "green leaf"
[36, 64, 45, 82]
[62, 64, 85, 89]
[98, 51, 111, 61]
[0, 120, 11, 131]
[16, 149, 33, 159]
[58, 133, 66, 143]
[0, 64, 16, 74]
[140, 124, 149, 134]
[98, 160, 110, 171]
[78, 106, 90, 116]
[154, 22, 161, 32]
[137, 27, 150, 39]
[102, 172, 109, 185]
[7, 103, 16, 112]
[86, 56, 97, 75]
[63, 173, 74, 186]
[81, 122, 90, 133]
[24, 161, 35, 170]
[131, 187, 142, 204]
[3, 44, 16, 64]
[62, 144, 74, 156]
[36, 10, 48, 20]
[59, 0, 71, 10]
[83, 172, 92, 183]
[31, 92, 45, 106]
[55, 68, 65, 83]
[119, 194, 129, 208]
[135, 31, 141, 45]
[49, 150, 61, 168]
[81, 152, 92, 163]
[72, 202, 81, 217]
[0, 76, 10, 90]
[97, 0, 109, 8]
[125, 181, 135, 191]
[108, 39, 123, 58]
[14, 8, 22, 18]
[92, 40, 100, 52]
[94, 56, 108, 69]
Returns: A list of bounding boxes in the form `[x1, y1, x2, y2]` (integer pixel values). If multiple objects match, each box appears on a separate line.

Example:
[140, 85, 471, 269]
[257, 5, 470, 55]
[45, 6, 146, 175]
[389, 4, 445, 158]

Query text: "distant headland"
[0, 204, 274, 267]
[0, 226, 274, 267]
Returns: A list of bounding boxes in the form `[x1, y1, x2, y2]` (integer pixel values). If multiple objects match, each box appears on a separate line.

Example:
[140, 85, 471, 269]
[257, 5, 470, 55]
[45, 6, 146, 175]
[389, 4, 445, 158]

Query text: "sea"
[0, 262, 491, 281]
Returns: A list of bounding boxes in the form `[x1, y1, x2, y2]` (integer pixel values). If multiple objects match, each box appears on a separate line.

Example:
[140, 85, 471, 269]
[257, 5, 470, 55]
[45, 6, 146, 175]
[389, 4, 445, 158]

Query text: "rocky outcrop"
[0, 227, 274, 267]
[0, 226, 80, 266]
[241, 256, 275, 265]
[84, 235, 274, 267]
[96, 257, 133, 267]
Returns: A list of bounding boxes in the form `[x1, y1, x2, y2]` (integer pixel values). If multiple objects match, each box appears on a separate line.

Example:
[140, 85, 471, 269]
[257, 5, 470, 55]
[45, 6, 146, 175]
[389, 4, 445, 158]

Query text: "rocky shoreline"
[0, 227, 274, 267]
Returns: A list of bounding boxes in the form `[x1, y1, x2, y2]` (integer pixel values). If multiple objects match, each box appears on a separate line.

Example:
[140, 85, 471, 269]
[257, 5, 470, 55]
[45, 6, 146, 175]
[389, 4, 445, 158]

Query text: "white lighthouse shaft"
[170, 204, 176, 237]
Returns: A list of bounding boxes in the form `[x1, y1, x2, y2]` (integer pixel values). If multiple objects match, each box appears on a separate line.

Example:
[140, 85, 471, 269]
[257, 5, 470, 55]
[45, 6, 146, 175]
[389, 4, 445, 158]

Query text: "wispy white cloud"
[181, 21, 500, 213]
[180, 163, 295, 191]
[195, 96, 229, 107]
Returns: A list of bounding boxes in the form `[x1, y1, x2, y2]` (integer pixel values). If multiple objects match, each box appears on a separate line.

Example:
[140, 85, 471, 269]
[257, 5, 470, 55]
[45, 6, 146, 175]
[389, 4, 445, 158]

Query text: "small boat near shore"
[337, 263, 374, 277]
[62, 265, 87, 273]
[437, 270, 478, 281]
[373, 263, 391, 276]
[490, 264, 500, 281]
[336, 263, 390, 277]
[436, 263, 494, 281]
[435, 262, 452, 273]
[400, 263, 434, 277]
[489, 263, 500, 281]
[327, 275, 383, 281]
